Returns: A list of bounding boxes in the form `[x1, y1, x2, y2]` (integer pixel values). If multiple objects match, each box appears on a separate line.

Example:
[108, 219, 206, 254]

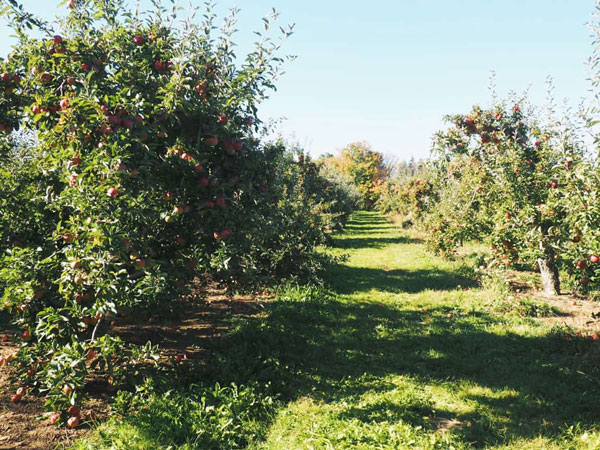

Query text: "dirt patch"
[532, 295, 600, 333]
[0, 340, 97, 449]
[503, 270, 600, 333]
[111, 285, 268, 361]
[0, 285, 270, 450]
[425, 415, 464, 432]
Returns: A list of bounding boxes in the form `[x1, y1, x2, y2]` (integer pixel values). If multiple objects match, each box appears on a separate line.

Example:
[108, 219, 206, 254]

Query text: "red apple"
[505, 212, 511, 219]
[216, 196, 226, 208]
[22, 329, 31, 341]
[107, 187, 120, 198]
[154, 60, 165, 72]
[53, 35, 63, 45]
[221, 229, 231, 239]
[10, 394, 22, 403]
[49, 412, 61, 424]
[590, 255, 599, 264]
[199, 177, 209, 187]
[133, 35, 145, 45]
[63, 385, 72, 395]
[174, 354, 182, 363]
[194, 163, 204, 173]
[217, 114, 228, 124]
[206, 137, 218, 146]
[135, 258, 146, 269]
[80, 63, 92, 71]
[68, 405, 80, 416]
[577, 260, 588, 269]
[71, 260, 82, 270]
[582, 277, 591, 285]
[67, 415, 80, 428]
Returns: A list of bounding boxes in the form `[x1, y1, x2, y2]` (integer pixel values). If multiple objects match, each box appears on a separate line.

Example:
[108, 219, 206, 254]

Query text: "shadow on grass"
[210, 212, 600, 447]
[326, 265, 478, 294]
[331, 235, 422, 250]
[218, 296, 600, 448]
[99, 212, 600, 449]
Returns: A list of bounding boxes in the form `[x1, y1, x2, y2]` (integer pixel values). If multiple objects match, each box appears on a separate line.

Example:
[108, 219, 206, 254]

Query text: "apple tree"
[0, 0, 330, 420]
[427, 100, 587, 296]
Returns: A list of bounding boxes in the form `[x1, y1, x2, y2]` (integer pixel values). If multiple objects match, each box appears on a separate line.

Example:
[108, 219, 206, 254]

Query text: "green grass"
[72, 212, 600, 449]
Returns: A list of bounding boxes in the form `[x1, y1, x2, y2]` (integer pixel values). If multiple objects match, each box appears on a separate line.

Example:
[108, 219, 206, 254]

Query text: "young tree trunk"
[538, 253, 560, 296]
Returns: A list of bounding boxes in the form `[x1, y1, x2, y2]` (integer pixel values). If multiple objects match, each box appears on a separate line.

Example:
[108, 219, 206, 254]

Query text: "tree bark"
[538, 253, 560, 297]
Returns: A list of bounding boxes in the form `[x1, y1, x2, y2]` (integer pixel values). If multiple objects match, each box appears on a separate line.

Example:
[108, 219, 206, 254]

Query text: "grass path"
[255, 211, 600, 449]
[73, 211, 600, 449]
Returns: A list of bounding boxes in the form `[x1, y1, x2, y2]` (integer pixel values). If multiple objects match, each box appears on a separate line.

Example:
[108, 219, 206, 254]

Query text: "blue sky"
[0, 1, 595, 160]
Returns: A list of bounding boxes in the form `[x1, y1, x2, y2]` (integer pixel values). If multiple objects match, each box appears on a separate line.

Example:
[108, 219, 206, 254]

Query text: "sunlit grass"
[73, 212, 600, 449]
[255, 212, 600, 449]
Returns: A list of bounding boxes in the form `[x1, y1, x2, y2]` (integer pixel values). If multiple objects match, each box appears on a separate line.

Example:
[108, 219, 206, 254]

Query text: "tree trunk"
[538, 254, 560, 297]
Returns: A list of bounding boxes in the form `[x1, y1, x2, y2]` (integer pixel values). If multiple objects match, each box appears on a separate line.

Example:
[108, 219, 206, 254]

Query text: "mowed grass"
[73, 212, 600, 449]
[255, 212, 600, 449]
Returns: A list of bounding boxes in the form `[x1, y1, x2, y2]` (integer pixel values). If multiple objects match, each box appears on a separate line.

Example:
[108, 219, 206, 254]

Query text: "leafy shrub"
[73, 381, 276, 450]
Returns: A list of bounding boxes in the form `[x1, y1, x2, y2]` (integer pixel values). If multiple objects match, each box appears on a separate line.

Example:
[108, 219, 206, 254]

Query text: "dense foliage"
[0, 0, 357, 421]
[320, 141, 390, 209]
[379, 97, 600, 296]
